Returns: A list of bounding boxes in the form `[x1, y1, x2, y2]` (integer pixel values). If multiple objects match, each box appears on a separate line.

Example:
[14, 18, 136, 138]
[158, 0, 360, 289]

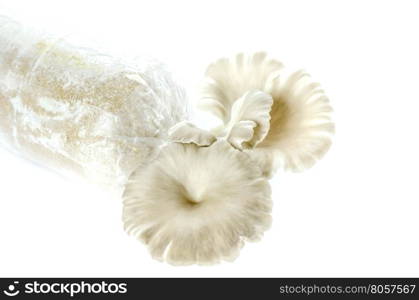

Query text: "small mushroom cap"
[223, 90, 273, 150]
[168, 121, 216, 146]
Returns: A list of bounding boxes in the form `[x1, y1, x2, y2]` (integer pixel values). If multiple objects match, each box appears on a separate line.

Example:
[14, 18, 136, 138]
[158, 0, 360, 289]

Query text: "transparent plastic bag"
[0, 16, 190, 189]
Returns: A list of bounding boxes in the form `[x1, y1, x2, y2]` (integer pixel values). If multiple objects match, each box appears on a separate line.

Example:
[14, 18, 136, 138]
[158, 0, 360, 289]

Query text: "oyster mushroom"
[123, 140, 272, 265]
[202, 52, 334, 175]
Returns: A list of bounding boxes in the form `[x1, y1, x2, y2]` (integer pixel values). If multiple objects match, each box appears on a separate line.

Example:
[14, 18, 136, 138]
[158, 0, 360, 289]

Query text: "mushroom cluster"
[122, 52, 334, 265]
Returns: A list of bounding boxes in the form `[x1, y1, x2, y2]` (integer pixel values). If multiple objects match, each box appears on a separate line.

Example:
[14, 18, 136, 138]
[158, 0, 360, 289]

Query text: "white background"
[0, 0, 418, 277]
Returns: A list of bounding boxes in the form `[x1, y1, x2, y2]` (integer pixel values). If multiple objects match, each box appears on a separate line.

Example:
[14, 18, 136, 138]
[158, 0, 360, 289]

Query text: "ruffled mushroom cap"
[201, 52, 334, 175]
[122, 140, 272, 265]
[223, 90, 273, 150]
[168, 121, 216, 146]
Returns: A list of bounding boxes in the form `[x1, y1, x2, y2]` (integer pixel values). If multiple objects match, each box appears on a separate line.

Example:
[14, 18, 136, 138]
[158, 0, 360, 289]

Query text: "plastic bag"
[0, 16, 190, 189]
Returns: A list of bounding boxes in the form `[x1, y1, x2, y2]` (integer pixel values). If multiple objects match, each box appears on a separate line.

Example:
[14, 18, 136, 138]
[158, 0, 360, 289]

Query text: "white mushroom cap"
[201, 52, 334, 175]
[122, 140, 272, 265]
